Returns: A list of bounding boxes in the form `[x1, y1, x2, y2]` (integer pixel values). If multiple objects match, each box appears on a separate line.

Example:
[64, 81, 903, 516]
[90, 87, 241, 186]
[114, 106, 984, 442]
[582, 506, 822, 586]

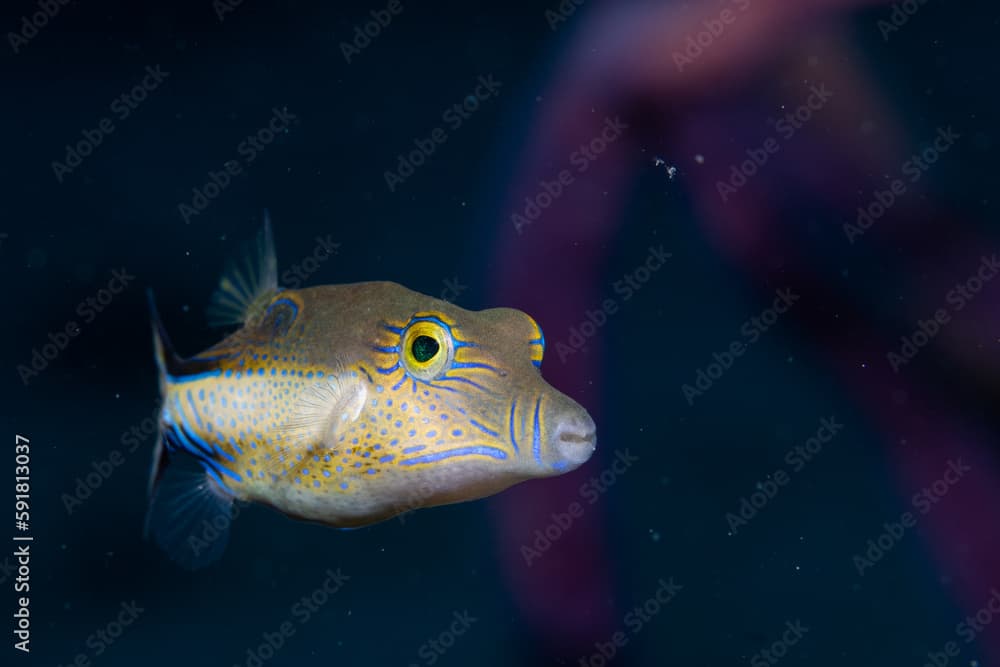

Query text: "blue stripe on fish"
[213, 443, 236, 463]
[469, 419, 499, 438]
[449, 361, 502, 374]
[427, 382, 463, 396]
[177, 424, 241, 481]
[266, 297, 299, 320]
[166, 425, 239, 490]
[407, 316, 477, 348]
[201, 464, 232, 494]
[399, 446, 508, 466]
[437, 375, 492, 393]
[509, 398, 519, 453]
[532, 397, 542, 465]
[204, 457, 242, 484]
[163, 427, 204, 458]
[167, 369, 224, 383]
[186, 390, 204, 429]
[171, 424, 213, 458]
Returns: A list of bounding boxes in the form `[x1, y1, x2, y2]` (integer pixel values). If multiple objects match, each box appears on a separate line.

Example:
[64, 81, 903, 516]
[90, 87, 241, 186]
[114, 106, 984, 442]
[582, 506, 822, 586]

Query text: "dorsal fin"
[148, 289, 186, 381]
[148, 289, 223, 380]
[207, 212, 279, 327]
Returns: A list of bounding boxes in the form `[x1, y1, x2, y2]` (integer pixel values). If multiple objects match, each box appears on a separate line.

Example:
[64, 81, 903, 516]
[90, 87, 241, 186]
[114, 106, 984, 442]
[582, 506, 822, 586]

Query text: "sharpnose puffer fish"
[146, 221, 596, 568]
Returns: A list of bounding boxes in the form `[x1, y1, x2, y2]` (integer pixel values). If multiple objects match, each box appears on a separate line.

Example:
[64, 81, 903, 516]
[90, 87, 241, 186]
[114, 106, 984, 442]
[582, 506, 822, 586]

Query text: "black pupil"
[411, 335, 439, 363]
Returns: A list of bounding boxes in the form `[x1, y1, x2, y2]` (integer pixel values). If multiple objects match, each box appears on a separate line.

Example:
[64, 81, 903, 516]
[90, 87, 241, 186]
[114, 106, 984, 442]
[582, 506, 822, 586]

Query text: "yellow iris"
[400, 319, 453, 380]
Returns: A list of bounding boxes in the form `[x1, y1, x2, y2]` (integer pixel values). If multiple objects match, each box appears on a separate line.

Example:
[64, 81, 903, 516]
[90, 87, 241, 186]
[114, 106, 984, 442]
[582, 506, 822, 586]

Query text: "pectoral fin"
[262, 371, 368, 479]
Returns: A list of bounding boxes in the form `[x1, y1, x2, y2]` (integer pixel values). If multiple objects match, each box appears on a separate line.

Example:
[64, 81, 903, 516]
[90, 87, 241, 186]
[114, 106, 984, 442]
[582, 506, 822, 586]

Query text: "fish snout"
[548, 405, 597, 470]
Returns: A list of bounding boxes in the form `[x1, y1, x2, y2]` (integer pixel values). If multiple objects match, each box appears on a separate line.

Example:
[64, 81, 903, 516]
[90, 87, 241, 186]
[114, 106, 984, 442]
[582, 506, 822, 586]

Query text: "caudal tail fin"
[146, 289, 180, 498]
[145, 290, 236, 569]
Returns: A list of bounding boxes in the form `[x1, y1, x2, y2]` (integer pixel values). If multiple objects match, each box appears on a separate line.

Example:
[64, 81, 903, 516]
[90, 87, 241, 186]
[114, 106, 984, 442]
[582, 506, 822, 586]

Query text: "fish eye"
[400, 319, 453, 380]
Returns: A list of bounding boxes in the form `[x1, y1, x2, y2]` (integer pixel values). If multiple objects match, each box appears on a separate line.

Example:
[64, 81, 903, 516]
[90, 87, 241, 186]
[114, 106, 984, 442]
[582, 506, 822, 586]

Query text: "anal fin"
[144, 457, 236, 570]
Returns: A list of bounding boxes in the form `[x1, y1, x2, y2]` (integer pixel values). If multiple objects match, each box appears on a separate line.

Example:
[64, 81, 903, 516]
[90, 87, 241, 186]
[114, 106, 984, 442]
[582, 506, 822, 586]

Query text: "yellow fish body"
[147, 221, 596, 567]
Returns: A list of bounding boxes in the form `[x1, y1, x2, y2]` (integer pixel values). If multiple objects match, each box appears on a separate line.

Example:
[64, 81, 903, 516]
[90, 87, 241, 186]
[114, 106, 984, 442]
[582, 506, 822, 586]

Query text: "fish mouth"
[551, 411, 597, 468]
